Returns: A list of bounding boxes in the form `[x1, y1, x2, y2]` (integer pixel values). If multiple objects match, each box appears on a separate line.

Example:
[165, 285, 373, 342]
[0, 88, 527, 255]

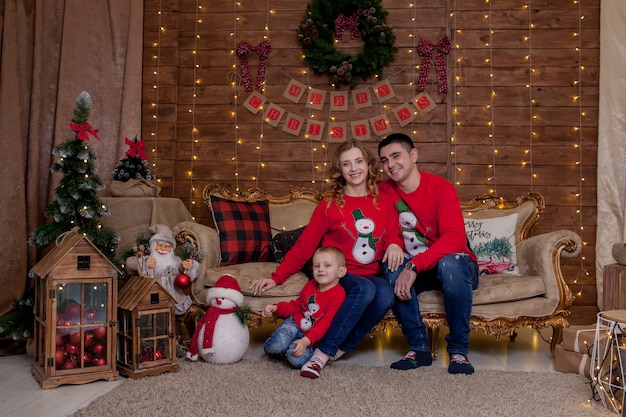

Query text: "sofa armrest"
[516, 229, 581, 309]
[173, 220, 220, 265]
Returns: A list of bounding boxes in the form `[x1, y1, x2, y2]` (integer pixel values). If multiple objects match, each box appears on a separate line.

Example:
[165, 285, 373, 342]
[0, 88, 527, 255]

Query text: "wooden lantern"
[116, 275, 180, 379]
[30, 233, 120, 389]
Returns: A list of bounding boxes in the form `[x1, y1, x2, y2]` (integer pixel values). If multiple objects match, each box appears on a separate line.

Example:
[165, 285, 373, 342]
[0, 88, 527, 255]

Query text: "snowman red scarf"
[188, 305, 237, 358]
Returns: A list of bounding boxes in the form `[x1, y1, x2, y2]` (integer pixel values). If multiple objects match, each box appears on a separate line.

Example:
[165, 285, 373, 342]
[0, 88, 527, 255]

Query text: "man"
[377, 133, 479, 375]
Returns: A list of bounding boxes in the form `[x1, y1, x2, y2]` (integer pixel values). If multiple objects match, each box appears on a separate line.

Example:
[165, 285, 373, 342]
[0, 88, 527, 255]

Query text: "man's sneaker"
[301, 358, 324, 379]
[448, 353, 475, 375]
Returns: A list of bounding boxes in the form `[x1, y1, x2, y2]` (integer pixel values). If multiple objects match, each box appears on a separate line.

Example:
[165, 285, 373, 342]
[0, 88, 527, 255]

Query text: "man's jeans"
[384, 254, 479, 356]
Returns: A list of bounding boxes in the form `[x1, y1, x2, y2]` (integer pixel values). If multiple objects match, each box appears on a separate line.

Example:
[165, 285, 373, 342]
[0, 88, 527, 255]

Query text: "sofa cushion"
[418, 273, 545, 306]
[201, 262, 310, 310]
[209, 195, 272, 266]
[464, 213, 520, 275]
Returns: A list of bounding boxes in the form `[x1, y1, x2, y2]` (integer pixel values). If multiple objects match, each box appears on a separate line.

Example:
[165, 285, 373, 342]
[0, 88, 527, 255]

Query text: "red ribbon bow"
[416, 37, 451, 94]
[236, 40, 272, 92]
[334, 13, 360, 40]
[69, 122, 99, 141]
[125, 136, 147, 160]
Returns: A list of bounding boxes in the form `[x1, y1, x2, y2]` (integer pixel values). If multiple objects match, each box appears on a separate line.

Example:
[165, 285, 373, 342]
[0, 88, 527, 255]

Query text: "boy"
[262, 246, 347, 378]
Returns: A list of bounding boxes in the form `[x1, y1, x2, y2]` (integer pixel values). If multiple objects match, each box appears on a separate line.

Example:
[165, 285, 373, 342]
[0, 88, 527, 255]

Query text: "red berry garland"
[416, 37, 451, 94]
[237, 40, 272, 92]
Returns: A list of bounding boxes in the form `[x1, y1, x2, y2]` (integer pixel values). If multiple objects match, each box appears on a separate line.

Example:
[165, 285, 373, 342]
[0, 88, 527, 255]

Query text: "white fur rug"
[70, 359, 611, 417]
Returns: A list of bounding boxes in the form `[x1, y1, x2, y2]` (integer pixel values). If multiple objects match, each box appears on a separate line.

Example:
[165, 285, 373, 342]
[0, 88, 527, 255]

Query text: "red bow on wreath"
[125, 136, 147, 161]
[237, 40, 272, 92]
[416, 37, 451, 94]
[334, 13, 359, 40]
[70, 121, 99, 141]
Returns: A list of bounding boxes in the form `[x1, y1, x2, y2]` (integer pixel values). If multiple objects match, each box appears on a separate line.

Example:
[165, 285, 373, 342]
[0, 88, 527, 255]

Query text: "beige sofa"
[175, 184, 582, 357]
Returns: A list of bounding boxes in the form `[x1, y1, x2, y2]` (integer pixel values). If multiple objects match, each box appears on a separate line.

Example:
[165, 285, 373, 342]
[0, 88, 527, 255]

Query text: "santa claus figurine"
[186, 274, 250, 364]
[128, 224, 200, 316]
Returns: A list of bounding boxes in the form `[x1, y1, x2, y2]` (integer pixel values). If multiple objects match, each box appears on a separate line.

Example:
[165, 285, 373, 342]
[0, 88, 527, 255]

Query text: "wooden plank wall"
[141, 0, 600, 323]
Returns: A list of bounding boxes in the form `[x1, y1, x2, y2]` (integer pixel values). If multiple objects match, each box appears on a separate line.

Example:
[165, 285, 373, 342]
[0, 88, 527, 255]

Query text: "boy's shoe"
[448, 353, 475, 375]
[300, 358, 324, 379]
[390, 350, 432, 370]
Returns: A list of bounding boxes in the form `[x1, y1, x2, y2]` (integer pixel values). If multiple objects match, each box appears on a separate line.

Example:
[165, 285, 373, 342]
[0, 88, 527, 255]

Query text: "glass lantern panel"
[140, 340, 155, 363]
[139, 314, 155, 339]
[156, 337, 169, 361]
[155, 312, 170, 336]
[57, 283, 82, 327]
[83, 282, 108, 324]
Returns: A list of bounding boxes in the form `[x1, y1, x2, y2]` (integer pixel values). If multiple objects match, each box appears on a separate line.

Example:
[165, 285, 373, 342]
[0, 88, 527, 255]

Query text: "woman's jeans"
[263, 316, 314, 368]
[316, 272, 395, 356]
[384, 254, 479, 356]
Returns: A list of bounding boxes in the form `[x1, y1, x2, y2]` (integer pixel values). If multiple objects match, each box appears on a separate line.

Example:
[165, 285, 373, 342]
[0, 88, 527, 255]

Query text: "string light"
[149, 1, 163, 181]
[525, 2, 535, 191]
[572, 0, 589, 297]
[186, 1, 202, 220]
[232, 1, 240, 191]
[487, 1, 496, 195]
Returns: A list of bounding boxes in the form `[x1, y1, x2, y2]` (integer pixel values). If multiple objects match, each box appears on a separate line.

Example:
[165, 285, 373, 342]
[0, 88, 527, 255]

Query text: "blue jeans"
[263, 316, 314, 368]
[316, 272, 395, 356]
[384, 254, 479, 356]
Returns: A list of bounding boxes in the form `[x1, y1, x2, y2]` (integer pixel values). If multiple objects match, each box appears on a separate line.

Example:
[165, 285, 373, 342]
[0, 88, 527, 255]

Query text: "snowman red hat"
[207, 274, 244, 307]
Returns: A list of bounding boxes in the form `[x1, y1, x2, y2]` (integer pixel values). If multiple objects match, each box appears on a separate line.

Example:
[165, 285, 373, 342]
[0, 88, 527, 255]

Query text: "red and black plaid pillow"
[209, 195, 272, 266]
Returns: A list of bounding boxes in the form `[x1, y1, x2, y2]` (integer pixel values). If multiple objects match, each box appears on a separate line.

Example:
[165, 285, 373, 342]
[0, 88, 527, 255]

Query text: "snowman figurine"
[186, 274, 250, 364]
[351, 208, 379, 264]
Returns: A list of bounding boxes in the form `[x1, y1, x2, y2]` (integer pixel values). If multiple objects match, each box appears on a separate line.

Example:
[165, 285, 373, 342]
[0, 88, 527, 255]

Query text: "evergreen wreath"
[297, 0, 397, 87]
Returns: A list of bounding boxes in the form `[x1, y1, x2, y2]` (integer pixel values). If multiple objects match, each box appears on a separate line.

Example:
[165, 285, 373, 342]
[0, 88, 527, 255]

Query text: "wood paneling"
[141, 0, 600, 323]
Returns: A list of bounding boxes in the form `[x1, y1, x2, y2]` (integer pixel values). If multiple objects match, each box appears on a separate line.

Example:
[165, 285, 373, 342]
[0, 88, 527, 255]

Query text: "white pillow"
[464, 213, 520, 275]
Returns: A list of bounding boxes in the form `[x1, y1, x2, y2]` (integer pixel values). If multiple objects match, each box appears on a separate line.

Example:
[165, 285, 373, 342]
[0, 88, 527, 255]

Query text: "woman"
[250, 139, 404, 378]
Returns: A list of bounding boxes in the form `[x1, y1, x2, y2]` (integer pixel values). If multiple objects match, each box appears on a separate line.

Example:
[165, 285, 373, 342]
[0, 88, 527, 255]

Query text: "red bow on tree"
[69, 122, 99, 141]
[125, 136, 147, 160]
[416, 37, 451, 94]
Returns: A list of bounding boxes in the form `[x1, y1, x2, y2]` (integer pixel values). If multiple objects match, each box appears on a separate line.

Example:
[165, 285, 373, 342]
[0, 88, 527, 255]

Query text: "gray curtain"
[0, 0, 143, 314]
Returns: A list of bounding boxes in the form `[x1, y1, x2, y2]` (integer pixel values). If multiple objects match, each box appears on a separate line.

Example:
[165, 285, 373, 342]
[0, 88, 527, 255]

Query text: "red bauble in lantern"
[65, 343, 79, 356]
[64, 301, 81, 320]
[69, 331, 81, 345]
[92, 343, 104, 355]
[93, 326, 107, 341]
[55, 349, 66, 367]
[174, 273, 191, 289]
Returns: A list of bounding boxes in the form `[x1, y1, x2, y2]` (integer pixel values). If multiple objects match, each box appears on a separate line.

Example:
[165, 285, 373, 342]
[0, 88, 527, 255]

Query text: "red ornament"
[174, 273, 191, 289]
[55, 349, 66, 367]
[92, 343, 104, 355]
[84, 332, 95, 348]
[65, 343, 79, 356]
[56, 334, 66, 347]
[69, 331, 81, 345]
[93, 326, 107, 341]
[62, 359, 77, 370]
[64, 301, 81, 319]
[155, 347, 164, 360]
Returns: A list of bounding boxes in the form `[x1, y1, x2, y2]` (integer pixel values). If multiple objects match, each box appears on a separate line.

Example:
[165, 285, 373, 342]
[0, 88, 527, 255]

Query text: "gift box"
[554, 344, 591, 379]
[561, 325, 600, 354]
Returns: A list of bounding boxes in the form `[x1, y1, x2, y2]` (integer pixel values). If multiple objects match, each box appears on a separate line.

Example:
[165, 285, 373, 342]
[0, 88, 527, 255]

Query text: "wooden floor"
[0, 325, 581, 417]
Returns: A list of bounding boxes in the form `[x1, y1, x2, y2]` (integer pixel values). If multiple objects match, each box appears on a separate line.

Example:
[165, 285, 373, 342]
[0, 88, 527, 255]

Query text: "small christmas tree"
[111, 135, 154, 181]
[28, 91, 119, 260]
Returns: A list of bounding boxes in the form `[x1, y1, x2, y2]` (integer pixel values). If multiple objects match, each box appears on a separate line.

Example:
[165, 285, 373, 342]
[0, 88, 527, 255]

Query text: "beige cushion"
[462, 200, 535, 243]
[269, 199, 317, 236]
[418, 273, 545, 307]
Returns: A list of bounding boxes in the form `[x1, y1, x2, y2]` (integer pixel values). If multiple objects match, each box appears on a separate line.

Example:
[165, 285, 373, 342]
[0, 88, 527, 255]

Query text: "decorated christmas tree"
[28, 91, 119, 260]
[111, 135, 154, 181]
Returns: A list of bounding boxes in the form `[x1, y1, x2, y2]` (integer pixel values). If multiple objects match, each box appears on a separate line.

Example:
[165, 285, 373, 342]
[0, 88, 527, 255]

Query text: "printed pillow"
[270, 226, 315, 279]
[209, 195, 272, 266]
[464, 213, 520, 275]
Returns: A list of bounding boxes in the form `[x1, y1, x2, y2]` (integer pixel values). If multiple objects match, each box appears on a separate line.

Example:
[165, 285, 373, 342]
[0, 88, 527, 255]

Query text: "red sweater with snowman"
[271, 194, 401, 285]
[274, 279, 346, 344]
[378, 172, 477, 272]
